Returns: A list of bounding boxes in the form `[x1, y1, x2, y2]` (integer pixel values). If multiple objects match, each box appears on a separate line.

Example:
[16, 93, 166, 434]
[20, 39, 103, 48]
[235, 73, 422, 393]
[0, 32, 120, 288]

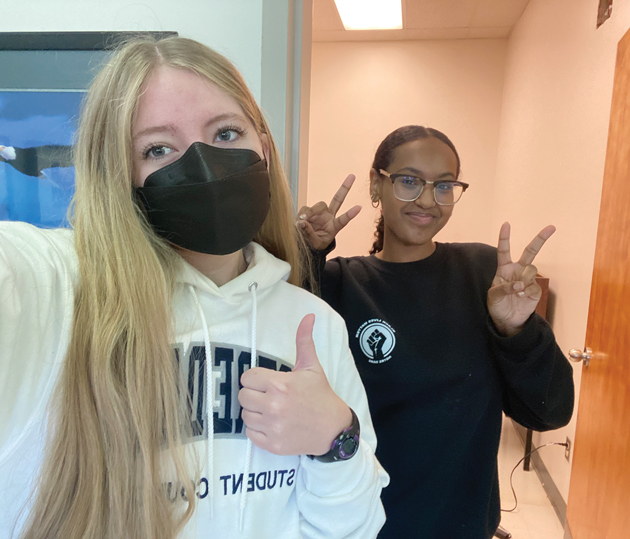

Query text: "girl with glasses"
[299, 125, 574, 539]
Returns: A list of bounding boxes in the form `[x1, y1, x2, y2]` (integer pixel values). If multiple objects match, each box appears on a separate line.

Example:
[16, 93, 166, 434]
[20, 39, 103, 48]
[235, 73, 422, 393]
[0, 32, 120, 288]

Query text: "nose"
[415, 184, 436, 209]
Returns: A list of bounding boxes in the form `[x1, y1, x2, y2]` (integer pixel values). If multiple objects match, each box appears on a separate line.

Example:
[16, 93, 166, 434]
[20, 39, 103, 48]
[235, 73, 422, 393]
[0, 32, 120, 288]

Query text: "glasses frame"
[378, 169, 469, 205]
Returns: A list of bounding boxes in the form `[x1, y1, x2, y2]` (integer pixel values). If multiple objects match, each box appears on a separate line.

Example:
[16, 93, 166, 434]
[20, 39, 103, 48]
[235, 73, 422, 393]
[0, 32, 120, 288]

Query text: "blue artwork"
[0, 91, 82, 227]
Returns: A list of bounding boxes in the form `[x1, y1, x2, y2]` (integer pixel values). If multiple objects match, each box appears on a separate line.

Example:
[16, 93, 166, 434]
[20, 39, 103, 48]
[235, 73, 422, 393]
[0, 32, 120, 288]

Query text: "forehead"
[133, 66, 244, 131]
[390, 137, 459, 175]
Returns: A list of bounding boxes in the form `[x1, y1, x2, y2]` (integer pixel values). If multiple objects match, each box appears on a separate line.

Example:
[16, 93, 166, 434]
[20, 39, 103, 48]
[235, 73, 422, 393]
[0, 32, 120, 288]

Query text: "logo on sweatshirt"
[356, 319, 396, 364]
[163, 468, 297, 502]
[173, 342, 292, 442]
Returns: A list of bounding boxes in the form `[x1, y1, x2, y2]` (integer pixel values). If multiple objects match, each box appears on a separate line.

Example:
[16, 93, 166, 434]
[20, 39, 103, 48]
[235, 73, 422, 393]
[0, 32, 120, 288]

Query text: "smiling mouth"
[406, 212, 437, 225]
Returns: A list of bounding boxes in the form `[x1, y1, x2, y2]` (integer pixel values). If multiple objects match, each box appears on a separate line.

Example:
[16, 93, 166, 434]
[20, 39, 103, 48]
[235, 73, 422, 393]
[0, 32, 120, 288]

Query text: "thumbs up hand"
[238, 314, 352, 456]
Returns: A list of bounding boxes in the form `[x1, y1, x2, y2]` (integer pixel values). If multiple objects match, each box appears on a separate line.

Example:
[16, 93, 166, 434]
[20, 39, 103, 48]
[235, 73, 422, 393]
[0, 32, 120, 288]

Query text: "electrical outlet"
[565, 437, 571, 461]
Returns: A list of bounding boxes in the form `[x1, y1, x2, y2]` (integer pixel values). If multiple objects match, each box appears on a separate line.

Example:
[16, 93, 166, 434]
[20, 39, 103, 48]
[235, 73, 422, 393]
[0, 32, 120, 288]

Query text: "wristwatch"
[309, 408, 360, 463]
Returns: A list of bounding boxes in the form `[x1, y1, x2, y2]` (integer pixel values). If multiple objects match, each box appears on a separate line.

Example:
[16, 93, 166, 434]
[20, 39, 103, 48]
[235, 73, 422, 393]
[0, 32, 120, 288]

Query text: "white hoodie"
[0, 222, 388, 539]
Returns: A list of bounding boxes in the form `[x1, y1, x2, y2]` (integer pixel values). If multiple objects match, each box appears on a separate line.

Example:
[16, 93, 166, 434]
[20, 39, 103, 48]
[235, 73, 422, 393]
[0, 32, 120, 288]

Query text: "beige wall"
[307, 39, 509, 256]
[307, 0, 630, 507]
[494, 0, 630, 501]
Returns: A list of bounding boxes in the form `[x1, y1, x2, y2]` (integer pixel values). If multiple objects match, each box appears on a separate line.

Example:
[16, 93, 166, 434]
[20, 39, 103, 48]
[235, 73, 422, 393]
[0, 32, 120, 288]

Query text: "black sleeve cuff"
[487, 313, 552, 359]
[303, 240, 336, 296]
[309, 239, 337, 258]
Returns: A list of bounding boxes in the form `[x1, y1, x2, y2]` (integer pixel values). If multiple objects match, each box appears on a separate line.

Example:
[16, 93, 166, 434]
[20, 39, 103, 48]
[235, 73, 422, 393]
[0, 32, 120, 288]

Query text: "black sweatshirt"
[313, 242, 574, 539]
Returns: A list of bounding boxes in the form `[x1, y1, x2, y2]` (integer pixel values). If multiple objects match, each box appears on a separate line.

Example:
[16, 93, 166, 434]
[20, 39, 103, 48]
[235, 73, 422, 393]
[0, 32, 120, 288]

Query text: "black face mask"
[135, 142, 270, 255]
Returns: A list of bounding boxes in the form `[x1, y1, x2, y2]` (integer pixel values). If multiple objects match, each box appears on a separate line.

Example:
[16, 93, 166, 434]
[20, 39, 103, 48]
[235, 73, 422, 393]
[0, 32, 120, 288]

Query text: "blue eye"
[144, 145, 174, 159]
[216, 129, 237, 142]
[215, 125, 246, 143]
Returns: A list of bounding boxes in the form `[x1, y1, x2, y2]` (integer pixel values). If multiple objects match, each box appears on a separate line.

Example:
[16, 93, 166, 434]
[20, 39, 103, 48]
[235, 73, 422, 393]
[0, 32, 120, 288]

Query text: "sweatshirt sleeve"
[489, 313, 575, 431]
[303, 240, 336, 297]
[294, 312, 389, 539]
[0, 223, 75, 452]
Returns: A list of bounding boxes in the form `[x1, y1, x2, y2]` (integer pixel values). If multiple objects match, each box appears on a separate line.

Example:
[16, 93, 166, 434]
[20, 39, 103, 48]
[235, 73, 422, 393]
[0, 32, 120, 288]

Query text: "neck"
[178, 248, 247, 286]
[376, 236, 436, 263]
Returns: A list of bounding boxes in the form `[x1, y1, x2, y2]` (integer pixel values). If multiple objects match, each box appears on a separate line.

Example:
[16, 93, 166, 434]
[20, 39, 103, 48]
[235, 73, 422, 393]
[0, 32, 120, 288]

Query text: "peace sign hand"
[487, 222, 556, 337]
[297, 174, 362, 251]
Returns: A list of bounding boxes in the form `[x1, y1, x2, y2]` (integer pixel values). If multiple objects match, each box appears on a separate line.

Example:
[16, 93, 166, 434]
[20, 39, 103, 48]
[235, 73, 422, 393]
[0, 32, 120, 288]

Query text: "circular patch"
[356, 320, 396, 364]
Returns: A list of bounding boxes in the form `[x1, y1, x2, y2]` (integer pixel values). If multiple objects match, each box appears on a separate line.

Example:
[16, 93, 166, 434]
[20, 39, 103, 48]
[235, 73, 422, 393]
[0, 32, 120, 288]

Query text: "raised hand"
[367, 329, 386, 362]
[487, 222, 556, 337]
[297, 174, 362, 250]
[238, 314, 352, 456]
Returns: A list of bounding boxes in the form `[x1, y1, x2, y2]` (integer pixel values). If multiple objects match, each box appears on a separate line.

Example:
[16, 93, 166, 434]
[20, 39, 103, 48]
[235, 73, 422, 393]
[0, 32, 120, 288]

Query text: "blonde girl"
[0, 37, 387, 539]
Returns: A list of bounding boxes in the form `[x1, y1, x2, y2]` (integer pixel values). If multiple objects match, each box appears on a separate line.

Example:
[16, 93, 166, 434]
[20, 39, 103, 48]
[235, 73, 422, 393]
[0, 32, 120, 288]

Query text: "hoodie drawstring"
[239, 281, 258, 532]
[189, 285, 215, 519]
[189, 281, 259, 533]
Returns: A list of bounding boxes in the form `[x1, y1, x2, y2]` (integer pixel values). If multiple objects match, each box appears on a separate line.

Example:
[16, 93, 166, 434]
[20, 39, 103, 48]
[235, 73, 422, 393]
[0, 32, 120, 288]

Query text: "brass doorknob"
[568, 347, 593, 366]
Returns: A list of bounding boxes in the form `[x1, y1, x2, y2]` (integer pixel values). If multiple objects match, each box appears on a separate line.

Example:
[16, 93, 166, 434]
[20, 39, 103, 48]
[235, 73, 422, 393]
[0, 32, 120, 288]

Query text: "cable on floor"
[501, 441, 569, 513]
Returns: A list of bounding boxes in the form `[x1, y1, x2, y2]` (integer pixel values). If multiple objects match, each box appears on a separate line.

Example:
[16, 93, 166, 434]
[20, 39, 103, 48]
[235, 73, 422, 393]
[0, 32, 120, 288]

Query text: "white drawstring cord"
[189, 285, 215, 519]
[249, 282, 258, 370]
[239, 282, 258, 533]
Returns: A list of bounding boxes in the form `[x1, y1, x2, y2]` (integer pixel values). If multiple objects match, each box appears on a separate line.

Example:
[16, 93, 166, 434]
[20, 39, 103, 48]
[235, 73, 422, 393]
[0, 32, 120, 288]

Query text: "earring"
[371, 195, 380, 208]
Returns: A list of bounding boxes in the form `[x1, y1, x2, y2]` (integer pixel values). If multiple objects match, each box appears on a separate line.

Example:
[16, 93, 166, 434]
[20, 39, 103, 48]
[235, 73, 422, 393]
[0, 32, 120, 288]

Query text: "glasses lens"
[435, 182, 464, 205]
[392, 175, 423, 201]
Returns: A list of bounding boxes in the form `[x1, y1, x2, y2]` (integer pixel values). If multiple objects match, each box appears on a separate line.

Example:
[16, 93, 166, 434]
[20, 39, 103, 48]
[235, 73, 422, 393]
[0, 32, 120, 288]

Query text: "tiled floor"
[497, 416, 566, 539]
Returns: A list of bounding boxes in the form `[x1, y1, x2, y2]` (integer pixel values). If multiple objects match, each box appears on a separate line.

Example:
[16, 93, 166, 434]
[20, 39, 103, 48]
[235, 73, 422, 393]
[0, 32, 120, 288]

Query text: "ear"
[260, 133, 271, 166]
[369, 168, 382, 200]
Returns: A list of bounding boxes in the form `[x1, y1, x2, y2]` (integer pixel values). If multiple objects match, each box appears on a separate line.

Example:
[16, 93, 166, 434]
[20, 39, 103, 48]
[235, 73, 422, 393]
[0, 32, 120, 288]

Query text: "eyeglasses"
[379, 169, 469, 205]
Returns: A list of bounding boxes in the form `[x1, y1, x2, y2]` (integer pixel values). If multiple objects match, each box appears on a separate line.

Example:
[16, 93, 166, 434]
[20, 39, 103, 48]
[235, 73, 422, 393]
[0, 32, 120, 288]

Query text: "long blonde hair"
[19, 36, 307, 539]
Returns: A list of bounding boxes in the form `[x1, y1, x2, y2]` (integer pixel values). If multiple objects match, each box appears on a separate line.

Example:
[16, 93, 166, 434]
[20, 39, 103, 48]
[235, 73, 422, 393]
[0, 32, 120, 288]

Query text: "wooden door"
[564, 26, 630, 539]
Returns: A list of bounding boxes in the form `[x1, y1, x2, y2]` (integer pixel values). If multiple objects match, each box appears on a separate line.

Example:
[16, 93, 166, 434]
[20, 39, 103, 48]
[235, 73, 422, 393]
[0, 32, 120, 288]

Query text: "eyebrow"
[397, 167, 456, 179]
[133, 112, 249, 140]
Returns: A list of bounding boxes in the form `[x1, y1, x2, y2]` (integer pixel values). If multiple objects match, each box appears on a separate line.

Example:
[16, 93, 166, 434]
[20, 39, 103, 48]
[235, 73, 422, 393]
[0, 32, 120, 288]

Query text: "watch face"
[339, 435, 360, 459]
[311, 408, 360, 462]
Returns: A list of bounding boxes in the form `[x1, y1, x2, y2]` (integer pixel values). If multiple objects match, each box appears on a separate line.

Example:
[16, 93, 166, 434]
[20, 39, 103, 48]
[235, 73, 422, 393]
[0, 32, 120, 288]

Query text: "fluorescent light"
[334, 0, 403, 31]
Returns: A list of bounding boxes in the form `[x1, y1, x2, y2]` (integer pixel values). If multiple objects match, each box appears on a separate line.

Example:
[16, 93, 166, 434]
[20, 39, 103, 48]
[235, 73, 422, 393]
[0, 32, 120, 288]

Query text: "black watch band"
[309, 408, 360, 463]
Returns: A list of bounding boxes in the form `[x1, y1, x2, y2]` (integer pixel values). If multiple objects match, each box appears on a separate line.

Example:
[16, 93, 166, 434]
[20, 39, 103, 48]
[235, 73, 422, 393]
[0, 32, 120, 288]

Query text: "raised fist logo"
[367, 329, 386, 362]
[357, 320, 396, 364]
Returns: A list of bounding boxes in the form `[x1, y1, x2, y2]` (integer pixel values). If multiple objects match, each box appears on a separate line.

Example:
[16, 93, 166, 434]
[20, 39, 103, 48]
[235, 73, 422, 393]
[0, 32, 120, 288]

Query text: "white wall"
[307, 39, 508, 256]
[494, 0, 630, 501]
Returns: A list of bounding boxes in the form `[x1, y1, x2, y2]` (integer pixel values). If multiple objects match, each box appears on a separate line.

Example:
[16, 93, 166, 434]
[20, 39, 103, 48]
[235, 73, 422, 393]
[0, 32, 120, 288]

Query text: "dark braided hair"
[369, 125, 461, 255]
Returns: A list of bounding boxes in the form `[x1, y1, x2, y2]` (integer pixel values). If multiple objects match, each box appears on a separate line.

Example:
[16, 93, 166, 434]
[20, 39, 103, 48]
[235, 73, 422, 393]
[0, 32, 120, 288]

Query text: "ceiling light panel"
[334, 0, 403, 30]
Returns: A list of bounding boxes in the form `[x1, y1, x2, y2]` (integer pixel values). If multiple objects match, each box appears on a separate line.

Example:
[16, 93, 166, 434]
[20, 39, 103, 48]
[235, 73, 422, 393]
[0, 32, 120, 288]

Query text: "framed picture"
[0, 31, 176, 228]
[0, 90, 80, 226]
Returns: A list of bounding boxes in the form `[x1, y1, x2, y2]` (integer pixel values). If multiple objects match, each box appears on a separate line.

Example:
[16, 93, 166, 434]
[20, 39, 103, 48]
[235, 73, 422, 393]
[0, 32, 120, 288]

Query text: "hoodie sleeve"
[0, 223, 75, 452]
[294, 312, 389, 539]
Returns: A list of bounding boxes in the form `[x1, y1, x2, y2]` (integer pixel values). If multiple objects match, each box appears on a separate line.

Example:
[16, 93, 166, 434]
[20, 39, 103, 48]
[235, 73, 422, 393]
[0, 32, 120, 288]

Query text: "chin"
[397, 231, 435, 248]
[407, 224, 439, 242]
[387, 219, 444, 249]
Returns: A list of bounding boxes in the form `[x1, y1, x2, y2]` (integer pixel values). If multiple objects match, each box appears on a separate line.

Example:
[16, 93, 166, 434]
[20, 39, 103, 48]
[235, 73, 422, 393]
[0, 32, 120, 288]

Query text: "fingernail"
[513, 282, 524, 291]
[517, 291, 525, 297]
[299, 221, 305, 228]
[299, 214, 306, 220]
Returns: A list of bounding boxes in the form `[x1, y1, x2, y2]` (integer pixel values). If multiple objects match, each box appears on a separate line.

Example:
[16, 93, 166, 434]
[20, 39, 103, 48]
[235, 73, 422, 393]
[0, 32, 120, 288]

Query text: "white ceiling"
[313, 0, 531, 42]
